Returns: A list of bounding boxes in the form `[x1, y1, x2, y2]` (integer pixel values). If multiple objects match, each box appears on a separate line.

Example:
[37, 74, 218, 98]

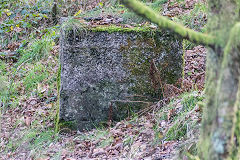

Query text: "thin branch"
[110, 99, 152, 104]
[121, 0, 216, 46]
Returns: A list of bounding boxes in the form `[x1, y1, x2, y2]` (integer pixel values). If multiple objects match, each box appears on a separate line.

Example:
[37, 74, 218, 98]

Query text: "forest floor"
[0, 0, 207, 159]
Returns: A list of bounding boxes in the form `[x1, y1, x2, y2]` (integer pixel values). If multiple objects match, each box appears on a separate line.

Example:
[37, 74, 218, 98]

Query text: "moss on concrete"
[90, 25, 155, 33]
[60, 17, 183, 131]
[54, 64, 61, 133]
[119, 31, 181, 99]
[61, 18, 157, 35]
[61, 18, 182, 100]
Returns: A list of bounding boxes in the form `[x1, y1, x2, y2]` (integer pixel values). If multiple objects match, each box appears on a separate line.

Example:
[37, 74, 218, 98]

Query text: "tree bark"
[198, 0, 240, 159]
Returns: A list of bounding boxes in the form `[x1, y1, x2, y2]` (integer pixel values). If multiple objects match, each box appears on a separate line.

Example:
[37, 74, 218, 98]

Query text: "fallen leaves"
[184, 45, 207, 90]
[162, 0, 205, 17]
[1, 90, 203, 159]
[7, 42, 20, 51]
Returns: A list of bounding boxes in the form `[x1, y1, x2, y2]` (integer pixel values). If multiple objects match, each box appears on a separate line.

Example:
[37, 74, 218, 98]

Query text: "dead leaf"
[36, 157, 50, 160]
[24, 116, 32, 127]
[167, 109, 176, 121]
[92, 148, 106, 157]
[124, 24, 134, 28]
[126, 123, 132, 128]
[144, 121, 153, 128]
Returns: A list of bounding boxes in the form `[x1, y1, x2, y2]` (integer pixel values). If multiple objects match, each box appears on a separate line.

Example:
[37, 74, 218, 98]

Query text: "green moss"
[61, 17, 182, 100]
[54, 64, 61, 133]
[90, 25, 156, 33]
[62, 17, 157, 34]
[223, 23, 240, 66]
[58, 120, 77, 132]
[55, 64, 78, 132]
[117, 30, 181, 99]
[182, 40, 187, 81]
[57, 64, 61, 92]
[120, 36, 158, 99]
[230, 81, 240, 159]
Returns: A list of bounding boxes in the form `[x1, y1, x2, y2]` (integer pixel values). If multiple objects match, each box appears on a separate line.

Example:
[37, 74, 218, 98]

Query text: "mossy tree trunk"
[198, 1, 240, 159]
[121, 0, 240, 159]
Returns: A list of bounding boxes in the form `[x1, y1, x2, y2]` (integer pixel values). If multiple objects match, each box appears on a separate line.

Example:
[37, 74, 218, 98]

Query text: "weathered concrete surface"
[60, 26, 183, 131]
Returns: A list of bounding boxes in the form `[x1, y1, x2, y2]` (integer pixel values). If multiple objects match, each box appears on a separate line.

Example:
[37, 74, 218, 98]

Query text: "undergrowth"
[165, 92, 203, 141]
[0, 20, 60, 159]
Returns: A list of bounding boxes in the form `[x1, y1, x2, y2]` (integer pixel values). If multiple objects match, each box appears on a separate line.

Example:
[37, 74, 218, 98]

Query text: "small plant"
[16, 27, 58, 66]
[61, 17, 87, 35]
[3, 128, 58, 158]
[0, 74, 9, 112]
[123, 135, 136, 146]
[23, 63, 48, 93]
[166, 120, 188, 140]
[152, 123, 164, 145]
[165, 91, 203, 141]
[23, 129, 57, 158]
[99, 136, 114, 148]
[181, 91, 203, 111]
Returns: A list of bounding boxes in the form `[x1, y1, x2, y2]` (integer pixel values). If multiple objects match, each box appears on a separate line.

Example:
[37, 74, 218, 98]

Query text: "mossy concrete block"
[60, 25, 183, 131]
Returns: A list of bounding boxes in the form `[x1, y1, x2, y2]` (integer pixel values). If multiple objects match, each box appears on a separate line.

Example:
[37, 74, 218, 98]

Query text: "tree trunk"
[199, 0, 240, 159]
